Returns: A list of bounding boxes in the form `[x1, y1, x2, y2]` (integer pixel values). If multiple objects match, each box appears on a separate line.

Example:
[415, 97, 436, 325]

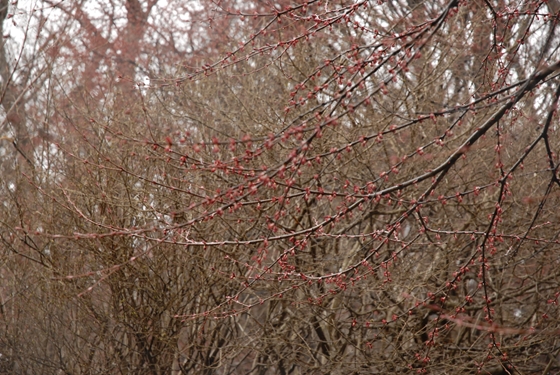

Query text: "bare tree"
[1, 0, 560, 374]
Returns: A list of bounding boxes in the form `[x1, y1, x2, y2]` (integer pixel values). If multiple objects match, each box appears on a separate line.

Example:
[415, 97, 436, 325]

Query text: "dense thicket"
[1, 0, 560, 374]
